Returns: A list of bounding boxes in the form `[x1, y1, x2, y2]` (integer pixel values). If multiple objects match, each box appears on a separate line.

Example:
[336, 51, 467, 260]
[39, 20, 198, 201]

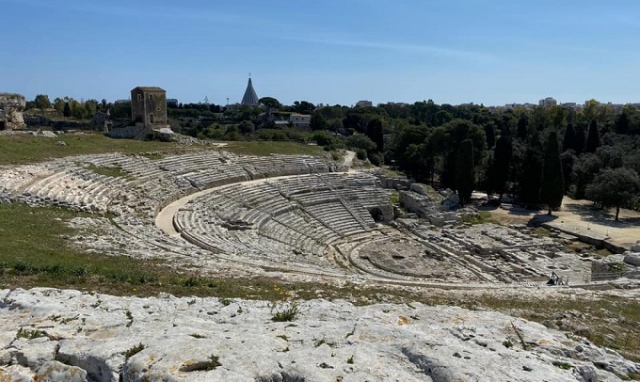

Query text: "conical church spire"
[241, 77, 259, 106]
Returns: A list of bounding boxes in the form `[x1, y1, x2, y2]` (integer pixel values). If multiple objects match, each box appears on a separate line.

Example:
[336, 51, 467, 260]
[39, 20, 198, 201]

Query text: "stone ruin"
[0, 93, 26, 130]
[0, 148, 630, 287]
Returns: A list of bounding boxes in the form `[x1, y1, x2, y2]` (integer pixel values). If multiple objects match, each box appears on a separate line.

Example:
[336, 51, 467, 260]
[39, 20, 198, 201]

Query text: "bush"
[271, 302, 299, 322]
[368, 152, 383, 166]
[346, 134, 376, 153]
[355, 149, 367, 160]
[311, 131, 335, 146]
[125, 343, 146, 359]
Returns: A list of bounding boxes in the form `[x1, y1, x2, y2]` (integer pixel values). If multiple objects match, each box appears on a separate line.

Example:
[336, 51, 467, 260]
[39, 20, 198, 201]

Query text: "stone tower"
[241, 77, 259, 106]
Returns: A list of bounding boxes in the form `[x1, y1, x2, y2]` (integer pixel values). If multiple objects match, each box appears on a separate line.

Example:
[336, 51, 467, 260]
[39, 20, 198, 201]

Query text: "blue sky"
[1, 0, 639, 106]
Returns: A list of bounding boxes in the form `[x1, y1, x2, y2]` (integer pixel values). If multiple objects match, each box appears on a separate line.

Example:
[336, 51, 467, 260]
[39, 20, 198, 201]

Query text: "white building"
[289, 113, 311, 127]
[539, 97, 558, 107]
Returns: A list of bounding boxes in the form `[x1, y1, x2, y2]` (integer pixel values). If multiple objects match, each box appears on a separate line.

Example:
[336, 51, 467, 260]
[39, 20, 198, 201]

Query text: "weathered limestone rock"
[1, 288, 638, 382]
[35, 360, 88, 382]
[0, 93, 27, 130]
[0, 93, 26, 109]
[625, 253, 640, 267]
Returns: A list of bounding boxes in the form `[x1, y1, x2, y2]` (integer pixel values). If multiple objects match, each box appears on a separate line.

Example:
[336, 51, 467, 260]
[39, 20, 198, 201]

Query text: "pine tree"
[540, 131, 564, 215]
[456, 139, 475, 206]
[585, 119, 600, 153]
[562, 123, 576, 153]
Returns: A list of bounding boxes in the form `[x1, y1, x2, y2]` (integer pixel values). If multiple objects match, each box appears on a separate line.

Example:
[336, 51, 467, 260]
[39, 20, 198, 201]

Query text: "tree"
[34, 94, 52, 110]
[456, 139, 475, 206]
[259, 97, 281, 118]
[63, 102, 71, 118]
[516, 115, 528, 140]
[342, 113, 370, 133]
[291, 100, 315, 114]
[573, 124, 586, 154]
[238, 120, 255, 134]
[562, 123, 576, 153]
[366, 118, 384, 153]
[586, 168, 640, 221]
[572, 153, 602, 199]
[259, 97, 281, 110]
[615, 111, 629, 134]
[309, 113, 327, 131]
[585, 119, 600, 153]
[560, 150, 576, 193]
[484, 122, 496, 149]
[346, 134, 377, 154]
[493, 133, 513, 200]
[519, 137, 544, 208]
[53, 98, 66, 114]
[540, 131, 564, 214]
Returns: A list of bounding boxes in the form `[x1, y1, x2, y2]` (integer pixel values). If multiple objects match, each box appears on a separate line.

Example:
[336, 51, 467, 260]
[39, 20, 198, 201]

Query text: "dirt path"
[487, 196, 640, 249]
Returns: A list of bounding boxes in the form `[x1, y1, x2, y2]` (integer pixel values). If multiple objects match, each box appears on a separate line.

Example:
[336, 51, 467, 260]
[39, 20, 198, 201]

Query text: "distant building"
[130, 86, 167, 127]
[241, 78, 259, 106]
[289, 113, 311, 128]
[538, 97, 557, 107]
[561, 102, 578, 109]
[356, 100, 373, 108]
[167, 99, 179, 108]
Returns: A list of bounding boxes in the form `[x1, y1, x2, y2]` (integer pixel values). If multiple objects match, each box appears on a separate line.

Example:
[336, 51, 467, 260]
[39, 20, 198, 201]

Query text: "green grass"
[462, 211, 501, 225]
[124, 343, 146, 359]
[271, 302, 299, 322]
[389, 190, 400, 205]
[0, 132, 209, 165]
[15, 327, 45, 340]
[85, 164, 131, 179]
[2, 204, 639, 363]
[223, 141, 324, 157]
[180, 355, 221, 372]
[531, 227, 552, 237]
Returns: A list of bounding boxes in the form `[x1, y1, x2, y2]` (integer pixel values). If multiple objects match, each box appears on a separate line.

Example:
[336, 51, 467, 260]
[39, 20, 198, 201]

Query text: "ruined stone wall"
[107, 125, 145, 139]
[131, 89, 168, 126]
[0, 93, 26, 110]
[0, 93, 27, 130]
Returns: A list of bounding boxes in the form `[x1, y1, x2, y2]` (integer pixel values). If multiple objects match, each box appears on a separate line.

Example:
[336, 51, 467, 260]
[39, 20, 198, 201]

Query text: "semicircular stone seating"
[0, 150, 391, 269]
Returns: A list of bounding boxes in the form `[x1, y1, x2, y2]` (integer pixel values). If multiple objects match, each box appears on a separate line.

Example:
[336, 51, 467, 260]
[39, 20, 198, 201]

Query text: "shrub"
[180, 355, 221, 372]
[125, 343, 145, 359]
[271, 302, 299, 322]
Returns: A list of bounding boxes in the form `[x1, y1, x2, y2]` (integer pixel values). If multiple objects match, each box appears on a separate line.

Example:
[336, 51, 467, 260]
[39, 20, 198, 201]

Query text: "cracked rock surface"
[1, 288, 639, 381]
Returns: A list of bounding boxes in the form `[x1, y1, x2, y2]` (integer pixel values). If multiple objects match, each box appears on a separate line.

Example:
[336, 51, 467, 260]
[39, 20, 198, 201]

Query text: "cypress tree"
[517, 115, 528, 140]
[573, 124, 586, 155]
[562, 123, 576, 153]
[540, 131, 564, 215]
[519, 143, 543, 208]
[585, 119, 600, 153]
[456, 139, 475, 206]
[484, 123, 496, 149]
[615, 112, 629, 134]
[366, 118, 384, 153]
[493, 134, 513, 201]
[63, 102, 71, 118]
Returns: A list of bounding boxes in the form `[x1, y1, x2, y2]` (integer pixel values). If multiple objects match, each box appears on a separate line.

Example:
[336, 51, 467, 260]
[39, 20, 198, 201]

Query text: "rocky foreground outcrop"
[1, 288, 638, 381]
